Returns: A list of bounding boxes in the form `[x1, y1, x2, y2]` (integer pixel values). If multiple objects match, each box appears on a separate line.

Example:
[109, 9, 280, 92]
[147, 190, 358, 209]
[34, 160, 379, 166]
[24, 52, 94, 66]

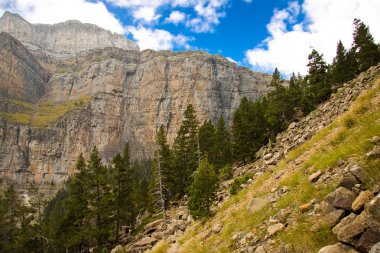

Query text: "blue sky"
[0, 0, 379, 76]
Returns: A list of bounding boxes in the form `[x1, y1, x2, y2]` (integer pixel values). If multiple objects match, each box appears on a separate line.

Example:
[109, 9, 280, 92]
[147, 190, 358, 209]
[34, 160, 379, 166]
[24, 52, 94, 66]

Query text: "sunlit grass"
[1, 96, 92, 127]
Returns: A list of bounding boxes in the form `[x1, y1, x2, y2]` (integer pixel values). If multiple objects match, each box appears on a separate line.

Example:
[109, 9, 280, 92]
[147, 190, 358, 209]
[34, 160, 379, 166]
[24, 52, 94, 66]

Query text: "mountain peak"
[0, 12, 139, 55]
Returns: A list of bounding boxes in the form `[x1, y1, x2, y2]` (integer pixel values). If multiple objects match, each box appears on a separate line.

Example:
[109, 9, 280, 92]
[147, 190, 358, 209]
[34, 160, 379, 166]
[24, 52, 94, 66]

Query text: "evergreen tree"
[304, 49, 330, 109]
[0, 184, 20, 253]
[232, 97, 267, 163]
[352, 18, 380, 73]
[187, 157, 218, 219]
[214, 115, 232, 169]
[111, 143, 134, 243]
[87, 147, 112, 252]
[173, 104, 199, 196]
[270, 67, 282, 87]
[198, 120, 217, 163]
[63, 153, 90, 251]
[156, 125, 174, 197]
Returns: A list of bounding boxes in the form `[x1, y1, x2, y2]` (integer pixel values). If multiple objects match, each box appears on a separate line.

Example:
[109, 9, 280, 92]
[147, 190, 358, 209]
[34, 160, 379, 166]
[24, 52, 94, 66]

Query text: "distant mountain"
[0, 12, 271, 191]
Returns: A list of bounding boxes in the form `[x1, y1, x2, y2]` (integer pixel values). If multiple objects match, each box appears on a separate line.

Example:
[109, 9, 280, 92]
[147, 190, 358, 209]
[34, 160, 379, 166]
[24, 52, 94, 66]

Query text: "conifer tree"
[304, 49, 330, 109]
[214, 115, 232, 169]
[352, 18, 380, 73]
[87, 147, 111, 252]
[111, 143, 133, 243]
[156, 125, 174, 196]
[173, 104, 198, 196]
[188, 157, 218, 219]
[64, 153, 90, 250]
[270, 67, 282, 87]
[232, 97, 267, 163]
[198, 120, 217, 162]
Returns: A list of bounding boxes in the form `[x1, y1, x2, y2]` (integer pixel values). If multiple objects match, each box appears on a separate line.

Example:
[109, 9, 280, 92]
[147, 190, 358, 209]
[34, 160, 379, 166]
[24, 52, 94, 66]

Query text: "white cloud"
[108, 0, 228, 33]
[245, 0, 380, 76]
[127, 26, 192, 50]
[0, 0, 125, 34]
[165, 10, 186, 25]
[132, 6, 161, 23]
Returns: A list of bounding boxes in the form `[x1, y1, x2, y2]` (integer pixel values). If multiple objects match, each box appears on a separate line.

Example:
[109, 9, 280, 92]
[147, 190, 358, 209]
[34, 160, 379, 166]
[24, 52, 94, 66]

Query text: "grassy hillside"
[0, 96, 91, 127]
[149, 78, 380, 253]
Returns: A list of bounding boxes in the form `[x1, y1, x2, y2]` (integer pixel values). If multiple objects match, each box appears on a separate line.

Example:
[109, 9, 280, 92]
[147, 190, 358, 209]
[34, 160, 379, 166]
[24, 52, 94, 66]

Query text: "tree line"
[0, 18, 379, 253]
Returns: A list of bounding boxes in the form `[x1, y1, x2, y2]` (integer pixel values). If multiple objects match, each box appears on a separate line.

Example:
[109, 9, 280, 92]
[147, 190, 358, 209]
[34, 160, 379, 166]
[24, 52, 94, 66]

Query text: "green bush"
[220, 163, 233, 180]
[229, 172, 255, 195]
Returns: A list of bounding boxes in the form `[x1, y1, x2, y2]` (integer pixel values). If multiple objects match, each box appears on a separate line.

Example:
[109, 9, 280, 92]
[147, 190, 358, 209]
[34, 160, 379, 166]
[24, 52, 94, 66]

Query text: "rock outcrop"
[0, 12, 272, 189]
[0, 11, 139, 57]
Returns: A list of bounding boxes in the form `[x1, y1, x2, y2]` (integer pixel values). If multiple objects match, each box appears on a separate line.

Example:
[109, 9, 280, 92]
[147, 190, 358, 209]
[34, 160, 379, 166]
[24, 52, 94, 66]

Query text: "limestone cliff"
[0, 12, 271, 188]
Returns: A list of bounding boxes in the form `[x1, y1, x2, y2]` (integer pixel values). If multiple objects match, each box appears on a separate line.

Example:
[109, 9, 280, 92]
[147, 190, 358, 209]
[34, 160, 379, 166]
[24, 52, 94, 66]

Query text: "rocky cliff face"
[0, 12, 271, 189]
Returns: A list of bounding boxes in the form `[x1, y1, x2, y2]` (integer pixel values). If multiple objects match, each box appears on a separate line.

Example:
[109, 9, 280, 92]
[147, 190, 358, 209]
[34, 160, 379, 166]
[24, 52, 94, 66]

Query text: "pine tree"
[214, 115, 232, 169]
[173, 104, 199, 196]
[87, 147, 111, 252]
[304, 49, 330, 108]
[188, 157, 218, 219]
[232, 97, 267, 163]
[64, 153, 90, 251]
[352, 18, 380, 73]
[198, 120, 216, 163]
[270, 67, 282, 87]
[156, 125, 174, 196]
[0, 184, 21, 252]
[330, 41, 356, 85]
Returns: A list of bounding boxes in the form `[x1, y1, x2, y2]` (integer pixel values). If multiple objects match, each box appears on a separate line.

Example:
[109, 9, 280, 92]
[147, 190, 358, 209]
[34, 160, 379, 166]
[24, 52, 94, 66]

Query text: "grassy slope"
[0, 96, 91, 127]
[149, 78, 380, 253]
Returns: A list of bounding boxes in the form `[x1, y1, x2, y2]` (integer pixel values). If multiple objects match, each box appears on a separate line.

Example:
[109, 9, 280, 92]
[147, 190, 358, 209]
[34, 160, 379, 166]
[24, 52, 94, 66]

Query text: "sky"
[0, 0, 379, 77]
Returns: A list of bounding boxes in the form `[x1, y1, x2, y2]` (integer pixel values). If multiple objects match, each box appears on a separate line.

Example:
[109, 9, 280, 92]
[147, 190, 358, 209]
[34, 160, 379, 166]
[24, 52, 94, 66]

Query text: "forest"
[0, 18, 379, 253]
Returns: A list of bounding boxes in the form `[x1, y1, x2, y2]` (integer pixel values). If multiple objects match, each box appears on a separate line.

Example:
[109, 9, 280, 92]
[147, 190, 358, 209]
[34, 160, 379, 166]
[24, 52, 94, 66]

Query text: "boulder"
[369, 242, 380, 253]
[133, 237, 158, 247]
[322, 209, 345, 227]
[367, 145, 380, 158]
[299, 203, 313, 213]
[349, 165, 368, 183]
[371, 136, 380, 144]
[267, 223, 285, 236]
[352, 191, 374, 212]
[318, 243, 358, 253]
[110, 245, 124, 253]
[339, 175, 359, 189]
[308, 170, 322, 182]
[326, 187, 357, 211]
[356, 229, 380, 252]
[212, 223, 222, 234]
[254, 246, 268, 253]
[333, 213, 370, 244]
[366, 194, 380, 231]
[144, 219, 164, 231]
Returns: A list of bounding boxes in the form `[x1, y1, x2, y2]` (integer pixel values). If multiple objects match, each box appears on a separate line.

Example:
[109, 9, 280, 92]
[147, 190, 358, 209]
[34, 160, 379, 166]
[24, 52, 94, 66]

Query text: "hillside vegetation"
[149, 69, 380, 253]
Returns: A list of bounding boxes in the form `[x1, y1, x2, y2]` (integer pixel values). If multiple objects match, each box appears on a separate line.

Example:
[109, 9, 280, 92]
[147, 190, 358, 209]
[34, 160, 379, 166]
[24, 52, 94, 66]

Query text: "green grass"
[275, 217, 337, 252]
[175, 79, 380, 253]
[147, 241, 170, 253]
[1, 96, 92, 127]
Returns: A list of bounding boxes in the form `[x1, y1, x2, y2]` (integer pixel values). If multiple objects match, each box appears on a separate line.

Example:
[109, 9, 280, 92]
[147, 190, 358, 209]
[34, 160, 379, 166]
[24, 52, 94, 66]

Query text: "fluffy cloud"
[132, 6, 161, 23]
[0, 0, 125, 34]
[127, 26, 192, 50]
[165, 10, 186, 25]
[107, 0, 228, 33]
[245, 0, 380, 76]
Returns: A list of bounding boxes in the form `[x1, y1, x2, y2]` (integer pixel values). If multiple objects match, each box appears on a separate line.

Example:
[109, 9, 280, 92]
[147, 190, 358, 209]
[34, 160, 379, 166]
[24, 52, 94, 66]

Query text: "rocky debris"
[267, 223, 285, 236]
[321, 209, 345, 227]
[299, 202, 313, 213]
[308, 170, 322, 182]
[325, 187, 357, 211]
[352, 191, 374, 212]
[356, 229, 380, 252]
[369, 242, 380, 253]
[370, 136, 380, 144]
[318, 243, 359, 253]
[367, 146, 380, 158]
[339, 175, 360, 189]
[349, 165, 368, 183]
[212, 223, 223, 234]
[110, 245, 123, 253]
